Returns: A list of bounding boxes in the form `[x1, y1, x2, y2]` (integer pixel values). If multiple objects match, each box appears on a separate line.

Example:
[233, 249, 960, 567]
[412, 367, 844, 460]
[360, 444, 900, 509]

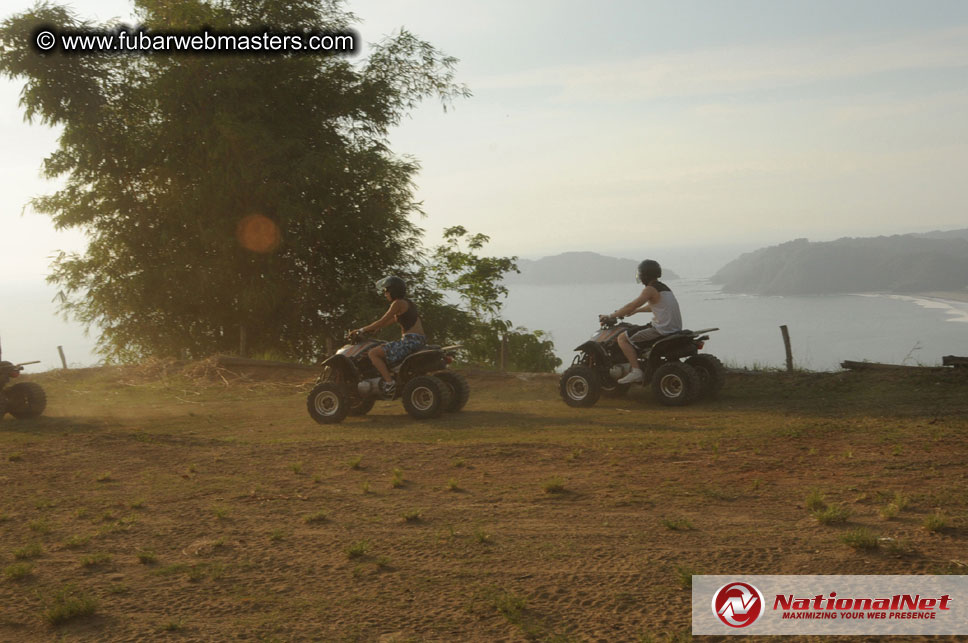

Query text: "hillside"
[712, 235, 968, 295]
[506, 251, 679, 285]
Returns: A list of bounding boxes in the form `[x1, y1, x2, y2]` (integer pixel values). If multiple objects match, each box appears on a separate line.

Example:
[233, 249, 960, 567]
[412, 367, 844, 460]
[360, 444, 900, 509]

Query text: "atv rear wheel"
[307, 383, 349, 424]
[685, 354, 726, 399]
[651, 362, 701, 406]
[402, 375, 452, 420]
[4, 382, 47, 419]
[435, 371, 470, 412]
[559, 366, 602, 407]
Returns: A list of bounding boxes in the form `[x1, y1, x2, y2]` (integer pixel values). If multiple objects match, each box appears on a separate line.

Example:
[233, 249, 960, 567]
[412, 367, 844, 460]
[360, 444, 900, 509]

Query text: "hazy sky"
[2, 0, 967, 287]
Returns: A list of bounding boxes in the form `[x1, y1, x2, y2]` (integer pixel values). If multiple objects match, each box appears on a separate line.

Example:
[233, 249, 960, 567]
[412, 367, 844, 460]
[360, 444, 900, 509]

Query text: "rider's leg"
[617, 333, 644, 383]
[368, 346, 393, 382]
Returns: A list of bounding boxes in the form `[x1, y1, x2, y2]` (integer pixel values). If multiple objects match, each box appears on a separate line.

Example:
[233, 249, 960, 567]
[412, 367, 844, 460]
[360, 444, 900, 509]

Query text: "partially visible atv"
[0, 349, 46, 420]
[307, 331, 468, 424]
[560, 317, 724, 407]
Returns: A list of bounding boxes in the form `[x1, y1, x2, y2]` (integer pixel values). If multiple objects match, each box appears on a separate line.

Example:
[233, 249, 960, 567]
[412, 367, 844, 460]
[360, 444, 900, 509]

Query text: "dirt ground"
[0, 365, 966, 642]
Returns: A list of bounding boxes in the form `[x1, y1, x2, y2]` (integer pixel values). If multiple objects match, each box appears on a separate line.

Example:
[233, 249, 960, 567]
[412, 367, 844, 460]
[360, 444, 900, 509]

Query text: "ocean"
[502, 279, 968, 372]
[2, 280, 966, 373]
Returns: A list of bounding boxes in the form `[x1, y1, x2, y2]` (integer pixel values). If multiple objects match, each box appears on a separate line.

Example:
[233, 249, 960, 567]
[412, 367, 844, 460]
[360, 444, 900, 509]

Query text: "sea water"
[502, 279, 968, 372]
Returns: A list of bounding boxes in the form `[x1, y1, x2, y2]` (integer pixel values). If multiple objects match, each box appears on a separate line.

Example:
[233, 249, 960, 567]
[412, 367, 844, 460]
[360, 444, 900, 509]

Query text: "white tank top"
[651, 289, 682, 334]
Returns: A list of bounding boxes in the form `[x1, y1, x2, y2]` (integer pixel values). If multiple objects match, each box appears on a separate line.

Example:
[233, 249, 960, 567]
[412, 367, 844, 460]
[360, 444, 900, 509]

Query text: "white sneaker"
[617, 368, 644, 384]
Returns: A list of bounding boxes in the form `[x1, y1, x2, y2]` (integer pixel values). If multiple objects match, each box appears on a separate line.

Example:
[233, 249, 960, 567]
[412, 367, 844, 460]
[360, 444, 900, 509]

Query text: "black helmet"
[376, 275, 406, 299]
[636, 259, 661, 284]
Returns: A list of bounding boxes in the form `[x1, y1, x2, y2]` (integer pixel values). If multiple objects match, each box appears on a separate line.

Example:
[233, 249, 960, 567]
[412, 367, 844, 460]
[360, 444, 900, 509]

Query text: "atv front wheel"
[4, 382, 47, 419]
[559, 366, 602, 407]
[685, 354, 726, 399]
[651, 362, 701, 406]
[435, 371, 470, 412]
[348, 397, 376, 416]
[402, 375, 452, 420]
[307, 383, 350, 424]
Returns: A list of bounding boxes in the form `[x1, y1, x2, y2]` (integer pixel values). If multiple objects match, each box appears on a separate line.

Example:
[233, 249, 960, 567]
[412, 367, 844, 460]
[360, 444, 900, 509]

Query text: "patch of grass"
[138, 550, 158, 565]
[42, 585, 99, 625]
[303, 510, 329, 524]
[375, 556, 391, 570]
[390, 468, 405, 489]
[269, 529, 286, 542]
[805, 489, 826, 511]
[212, 505, 229, 520]
[840, 528, 880, 550]
[63, 534, 91, 549]
[566, 449, 583, 462]
[348, 455, 362, 470]
[452, 458, 465, 468]
[95, 472, 113, 483]
[700, 486, 738, 501]
[674, 564, 698, 589]
[923, 513, 948, 532]
[475, 529, 492, 544]
[14, 543, 43, 560]
[28, 519, 52, 534]
[446, 478, 460, 492]
[542, 476, 565, 494]
[130, 498, 146, 510]
[74, 508, 91, 520]
[290, 461, 304, 475]
[401, 509, 422, 523]
[813, 504, 851, 525]
[162, 619, 185, 632]
[7, 452, 23, 462]
[80, 553, 112, 568]
[361, 481, 371, 494]
[4, 563, 32, 581]
[661, 518, 694, 531]
[345, 540, 369, 559]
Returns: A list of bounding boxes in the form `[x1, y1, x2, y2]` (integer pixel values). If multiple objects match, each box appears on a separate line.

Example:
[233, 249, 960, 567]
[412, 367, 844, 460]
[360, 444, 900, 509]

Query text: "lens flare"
[236, 214, 281, 253]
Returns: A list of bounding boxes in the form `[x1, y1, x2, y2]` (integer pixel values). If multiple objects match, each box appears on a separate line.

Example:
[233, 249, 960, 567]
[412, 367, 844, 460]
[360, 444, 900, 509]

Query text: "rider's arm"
[360, 300, 406, 333]
[610, 287, 654, 318]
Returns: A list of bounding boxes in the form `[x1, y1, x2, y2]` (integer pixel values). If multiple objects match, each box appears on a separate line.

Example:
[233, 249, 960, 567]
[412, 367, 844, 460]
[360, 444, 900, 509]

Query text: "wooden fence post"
[780, 325, 793, 372]
[57, 345, 68, 369]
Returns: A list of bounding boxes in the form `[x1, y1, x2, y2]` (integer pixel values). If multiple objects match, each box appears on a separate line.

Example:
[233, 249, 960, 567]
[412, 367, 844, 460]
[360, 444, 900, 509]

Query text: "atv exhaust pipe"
[358, 377, 382, 397]
[609, 364, 631, 380]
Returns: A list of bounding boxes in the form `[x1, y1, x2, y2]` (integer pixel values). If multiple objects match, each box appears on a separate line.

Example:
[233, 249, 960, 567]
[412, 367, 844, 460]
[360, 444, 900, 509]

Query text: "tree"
[415, 226, 561, 372]
[0, 0, 469, 361]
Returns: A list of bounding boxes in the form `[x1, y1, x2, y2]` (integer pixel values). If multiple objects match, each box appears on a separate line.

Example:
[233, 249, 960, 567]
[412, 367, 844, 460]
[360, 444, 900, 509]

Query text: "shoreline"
[911, 291, 968, 304]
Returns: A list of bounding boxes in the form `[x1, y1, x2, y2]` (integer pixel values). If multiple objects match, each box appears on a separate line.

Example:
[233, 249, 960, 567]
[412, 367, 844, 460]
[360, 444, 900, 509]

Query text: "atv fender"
[398, 350, 448, 383]
[574, 341, 608, 368]
[318, 354, 360, 383]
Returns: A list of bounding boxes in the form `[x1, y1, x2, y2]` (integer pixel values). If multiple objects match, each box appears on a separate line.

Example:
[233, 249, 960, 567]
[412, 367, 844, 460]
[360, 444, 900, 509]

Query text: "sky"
[1, 0, 967, 366]
[2, 0, 967, 283]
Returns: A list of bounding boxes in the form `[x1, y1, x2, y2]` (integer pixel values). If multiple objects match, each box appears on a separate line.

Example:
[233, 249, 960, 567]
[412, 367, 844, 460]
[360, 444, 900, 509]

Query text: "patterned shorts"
[626, 325, 663, 347]
[384, 333, 426, 365]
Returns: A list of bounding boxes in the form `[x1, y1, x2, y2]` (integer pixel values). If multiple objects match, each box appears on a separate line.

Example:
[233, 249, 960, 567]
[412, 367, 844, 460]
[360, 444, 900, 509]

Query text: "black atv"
[307, 331, 469, 424]
[560, 317, 724, 407]
[0, 352, 46, 420]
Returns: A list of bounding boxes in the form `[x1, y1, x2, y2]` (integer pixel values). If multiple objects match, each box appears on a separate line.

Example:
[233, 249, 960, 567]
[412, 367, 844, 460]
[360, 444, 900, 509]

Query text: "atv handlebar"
[598, 315, 619, 328]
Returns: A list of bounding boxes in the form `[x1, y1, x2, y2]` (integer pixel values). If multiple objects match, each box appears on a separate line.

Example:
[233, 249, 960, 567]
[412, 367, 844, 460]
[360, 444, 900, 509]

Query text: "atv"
[0, 348, 46, 420]
[560, 317, 724, 407]
[307, 331, 469, 424]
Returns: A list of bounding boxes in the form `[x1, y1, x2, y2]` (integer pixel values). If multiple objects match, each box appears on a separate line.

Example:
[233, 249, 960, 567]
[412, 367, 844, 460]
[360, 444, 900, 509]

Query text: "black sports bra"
[396, 298, 420, 332]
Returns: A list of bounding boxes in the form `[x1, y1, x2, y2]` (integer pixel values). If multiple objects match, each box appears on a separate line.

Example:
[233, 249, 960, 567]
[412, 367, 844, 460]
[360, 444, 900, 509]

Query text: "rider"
[354, 276, 426, 397]
[600, 259, 682, 384]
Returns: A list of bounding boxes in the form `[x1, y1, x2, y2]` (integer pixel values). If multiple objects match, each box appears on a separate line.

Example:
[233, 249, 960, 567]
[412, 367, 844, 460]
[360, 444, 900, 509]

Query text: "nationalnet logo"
[693, 575, 968, 635]
[712, 582, 765, 628]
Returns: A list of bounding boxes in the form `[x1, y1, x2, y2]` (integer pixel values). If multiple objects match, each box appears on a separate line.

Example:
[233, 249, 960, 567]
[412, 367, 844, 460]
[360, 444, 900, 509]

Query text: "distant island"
[506, 252, 679, 285]
[711, 229, 968, 296]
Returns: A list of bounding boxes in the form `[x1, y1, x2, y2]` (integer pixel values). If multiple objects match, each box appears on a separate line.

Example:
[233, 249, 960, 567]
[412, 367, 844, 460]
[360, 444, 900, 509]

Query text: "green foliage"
[0, 0, 469, 361]
[415, 226, 560, 371]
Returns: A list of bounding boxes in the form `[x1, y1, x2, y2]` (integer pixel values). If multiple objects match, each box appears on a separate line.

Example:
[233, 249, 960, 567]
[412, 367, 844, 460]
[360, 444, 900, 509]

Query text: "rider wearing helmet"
[355, 276, 426, 396]
[600, 259, 682, 384]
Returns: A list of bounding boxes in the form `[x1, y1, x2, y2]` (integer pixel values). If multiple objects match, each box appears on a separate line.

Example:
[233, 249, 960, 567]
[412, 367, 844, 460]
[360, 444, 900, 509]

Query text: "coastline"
[913, 291, 968, 304]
